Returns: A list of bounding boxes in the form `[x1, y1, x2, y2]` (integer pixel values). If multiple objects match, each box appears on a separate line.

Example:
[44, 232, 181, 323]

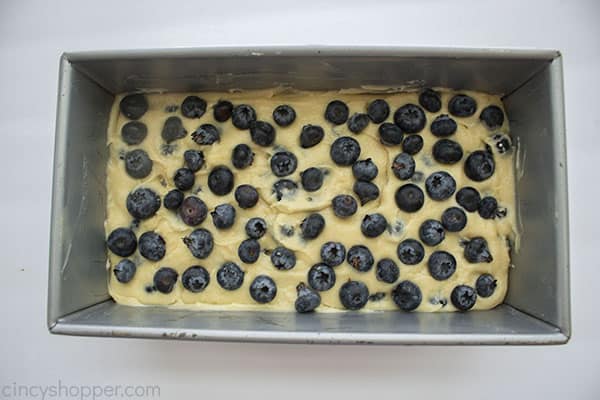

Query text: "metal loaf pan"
[48, 46, 570, 344]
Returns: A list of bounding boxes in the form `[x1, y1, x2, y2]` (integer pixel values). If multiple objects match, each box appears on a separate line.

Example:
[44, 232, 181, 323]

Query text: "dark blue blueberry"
[361, 213, 388, 238]
[272, 104, 296, 127]
[353, 181, 380, 205]
[376, 258, 399, 283]
[478, 196, 498, 219]
[352, 159, 378, 181]
[124, 149, 153, 179]
[320, 241, 346, 267]
[395, 184, 424, 212]
[378, 123, 403, 146]
[238, 238, 260, 263]
[476, 274, 497, 297]
[181, 96, 207, 118]
[369, 292, 386, 302]
[273, 179, 298, 201]
[184, 228, 214, 259]
[213, 100, 233, 122]
[428, 251, 456, 280]
[392, 281, 422, 311]
[464, 237, 493, 263]
[245, 217, 267, 239]
[231, 144, 254, 169]
[419, 88, 441, 113]
[120, 94, 148, 120]
[456, 187, 481, 212]
[339, 281, 369, 310]
[367, 99, 390, 123]
[234, 184, 259, 209]
[308, 264, 336, 291]
[465, 150, 495, 181]
[161, 116, 187, 143]
[392, 153, 415, 180]
[113, 259, 136, 283]
[191, 124, 220, 145]
[270, 151, 298, 177]
[300, 213, 325, 239]
[295, 283, 321, 313]
[419, 219, 445, 246]
[217, 262, 245, 290]
[121, 121, 147, 145]
[249, 275, 277, 303]
[211, 204, 236, 229]
[330, 136, 361, 166]
[301, 168, 324, 192]
[451, 285, 477, 311]
[107, 228, 137, 257]
[331, 194, 358, 218]
[184, 149, 205, 172]
[325, 100, 349, 125]
[299, 124, 325, 148]
[164, 189, 184, 210]
[493, 134, 512, 154]
[208, 166, 234, 195]
[182, 265, 210, 292]
[178, 196, 208, 226]
[347, 113, 369, 133]
[250, 120, 276, 146]
[126, 188, 161, 220]
[270, 246, 296, 270]
[425, 171, 456, 201]
[430, 114, 457, 137]
[174, 168, 195, 191]
[441, 207, 467, 231]
[433, 139, 463, 164]
[397, 239, 425, 265]
[231, 104, 257, 130]
[139, 231, 166, 261]
[449, 94, 477, 117]
[153, 267, 178, 294]
[394, 104, 426, 133]
[480, 105, 504, 130]
[347, 245, 374, 272]
[402, 135, 423, 155]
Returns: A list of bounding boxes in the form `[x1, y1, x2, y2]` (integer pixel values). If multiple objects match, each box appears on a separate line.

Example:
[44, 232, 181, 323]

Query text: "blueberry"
[367, 99, 390, 123]
[238, 238, 260, 263]
[295, 283, 321, 313]
[325, 100, 349, 125]
[301, 168, 324, 192]
[330, 136, 361, 166]
[392, 153, 416, 180]
[178, 196, 208, 226]
[234, 184, 259, 209]
[376, 258, 399, 283]
[419, 219, 445, 246]
[464, 237, 493, 263]
[397, 239, 425, 265]
[181, 265, 210, 292]
[216, 262, 244, 290]
[231, 144, 254, 169]
[213, 100, 234, 122]
[361, 213, 388, 238]
[347, 245, 374, 272]
[249, 275, 277, 303]
[280, 224, 294, 237]
[273, 179, 298, 201]
[394, 104, 426, 133]
[153, 267, 178, 294]
[120, 94, 148, 120]
[270, 246, 296, 270]
[164, 189, 184, 210]
[299, 124, 325, 148]
[451, 285, 477, 311]
[494, 134, 512, 154]
[184, 228, 214, 259]
[418, 88, 441, 113]
[428, 251, 456, 280]
[208, 166, 234, 195]
[124, 149, 153, 179]
[369, 292, 386, 302]
[392, 281, 422, 311]
[402, 135, 424, 155]
[300, 213, 325, 239]
[211, 204, 236, 229]
[441, 207, 467, 231]
[449, 94, 477, 117]
[138, 231, 166, 261]
[272, 104, 296, 126]
[231, 104, 257, 130]
[456, 187, 481, 212]
[113, 259, 136, 283]
[245, 217, 267, 239]
[121, 121, 147, 145]
[181, 96, 207, 118]
[339, 281, 369, 310]
[395, 184, 424, 212]
[430, 114, 457, 137]
[353, 181, 380, 205]
[184, 149, 205, 172]
[433, 139, 463, 164]
[191, 124, 220, 145]
[464, 150, 495, 181]
[161, 116, 187, 143]
[250, 120, 276, 147]
[174, 168, 195, 191]
[378, 123, 403, 146]
[478, 196, 498, 219]
[320, 241, 346, 267]
[270, 151, 298, 177]
[308, 264, 336, 291]
[126, 188, 161, 220]
[107, 228, 137, 257]
[476, 274, 497, 297]
[352, 159, 378, 181]
[480, 105, 504, 130]
[425, 171, 456, 201]
[347, 113, 369, 133]
[331, 194, 358, 218]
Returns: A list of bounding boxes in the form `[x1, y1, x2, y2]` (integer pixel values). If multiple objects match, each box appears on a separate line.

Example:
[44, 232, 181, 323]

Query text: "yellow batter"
[105, 89, 516, 312]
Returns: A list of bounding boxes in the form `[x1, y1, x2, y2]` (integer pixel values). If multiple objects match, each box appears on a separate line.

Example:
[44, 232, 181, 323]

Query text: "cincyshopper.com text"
[2, 381, 160, 400]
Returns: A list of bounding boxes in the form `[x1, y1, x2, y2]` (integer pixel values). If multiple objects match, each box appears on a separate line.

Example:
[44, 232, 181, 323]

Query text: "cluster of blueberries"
[109, 89, 509, 312]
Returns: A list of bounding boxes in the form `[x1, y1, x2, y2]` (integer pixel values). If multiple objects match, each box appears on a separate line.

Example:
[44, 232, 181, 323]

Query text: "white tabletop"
[1, 0, 598, 399]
